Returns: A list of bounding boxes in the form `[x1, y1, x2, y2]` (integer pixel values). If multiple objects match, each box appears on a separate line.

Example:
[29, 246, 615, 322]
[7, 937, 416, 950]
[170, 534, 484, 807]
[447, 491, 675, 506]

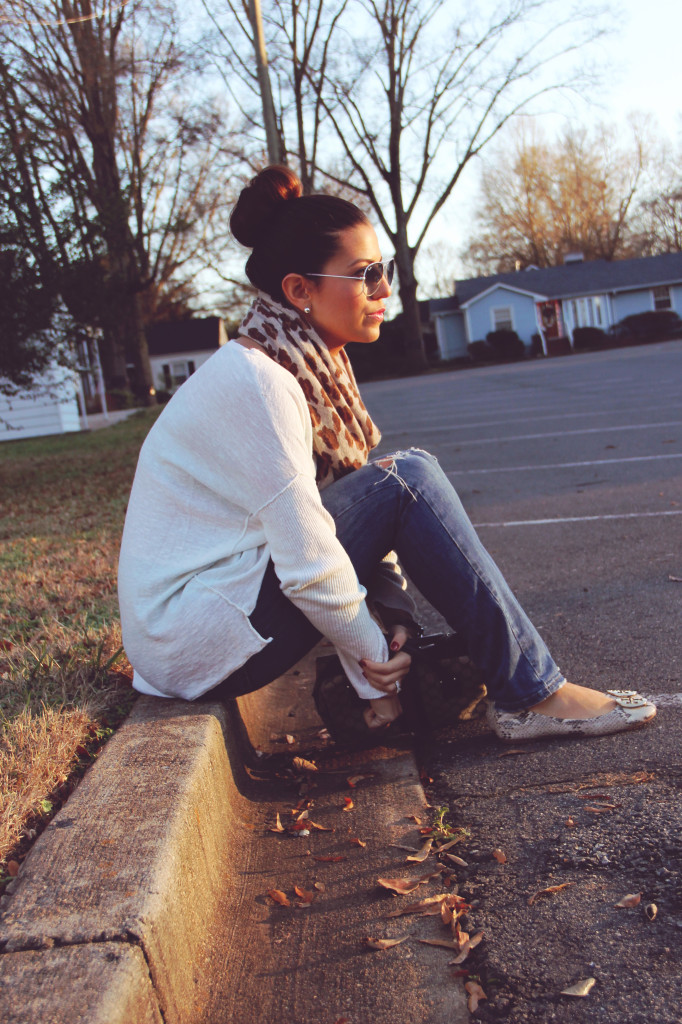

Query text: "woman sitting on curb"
[117, 165, 656, 742]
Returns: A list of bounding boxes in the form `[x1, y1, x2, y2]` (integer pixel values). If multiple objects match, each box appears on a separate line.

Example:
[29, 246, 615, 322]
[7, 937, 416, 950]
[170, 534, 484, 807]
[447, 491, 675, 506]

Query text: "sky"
[417, 0, 682, 291]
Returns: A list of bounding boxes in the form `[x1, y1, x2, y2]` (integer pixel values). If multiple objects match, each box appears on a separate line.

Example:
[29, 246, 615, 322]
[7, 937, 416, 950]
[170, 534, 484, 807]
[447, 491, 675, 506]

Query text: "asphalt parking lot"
[362, 341, 682, 1023]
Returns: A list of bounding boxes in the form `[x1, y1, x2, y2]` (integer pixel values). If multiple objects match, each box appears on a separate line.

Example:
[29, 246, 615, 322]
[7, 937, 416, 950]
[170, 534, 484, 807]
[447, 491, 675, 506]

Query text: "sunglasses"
[306, 258, 395, 297]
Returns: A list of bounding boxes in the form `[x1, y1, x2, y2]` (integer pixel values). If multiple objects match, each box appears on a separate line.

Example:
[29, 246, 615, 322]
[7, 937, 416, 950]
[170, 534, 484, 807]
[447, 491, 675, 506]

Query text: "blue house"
[429, 252, 682, 358]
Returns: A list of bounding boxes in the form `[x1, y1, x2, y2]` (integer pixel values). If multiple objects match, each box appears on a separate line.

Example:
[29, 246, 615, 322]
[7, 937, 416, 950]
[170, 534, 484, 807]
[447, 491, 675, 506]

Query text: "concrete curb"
[0, 654, 469, 1023]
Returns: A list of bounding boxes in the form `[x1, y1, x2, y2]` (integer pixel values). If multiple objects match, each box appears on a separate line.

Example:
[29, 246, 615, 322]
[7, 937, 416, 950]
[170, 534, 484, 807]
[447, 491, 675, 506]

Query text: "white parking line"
[447, 453, 682, 475]
[390, 420, 682, 447]
[474, 510, 682, 528]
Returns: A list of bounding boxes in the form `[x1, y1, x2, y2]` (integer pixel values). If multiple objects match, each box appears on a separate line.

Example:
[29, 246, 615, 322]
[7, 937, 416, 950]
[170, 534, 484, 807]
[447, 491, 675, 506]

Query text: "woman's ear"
[281, 272, 312, 313]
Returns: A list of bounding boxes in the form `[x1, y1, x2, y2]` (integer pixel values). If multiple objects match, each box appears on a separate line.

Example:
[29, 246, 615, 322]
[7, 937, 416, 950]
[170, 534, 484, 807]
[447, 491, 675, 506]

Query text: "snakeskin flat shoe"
[487, 690, 657, 741]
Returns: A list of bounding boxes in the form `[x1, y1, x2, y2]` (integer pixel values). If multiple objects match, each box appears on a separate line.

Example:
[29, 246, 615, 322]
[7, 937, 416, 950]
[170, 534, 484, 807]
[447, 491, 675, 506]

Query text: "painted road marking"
[474, 510, 682, 528]
[447, 453, 682, 476]
[391, 401, 682, 434]
[384, 420, 682, 447]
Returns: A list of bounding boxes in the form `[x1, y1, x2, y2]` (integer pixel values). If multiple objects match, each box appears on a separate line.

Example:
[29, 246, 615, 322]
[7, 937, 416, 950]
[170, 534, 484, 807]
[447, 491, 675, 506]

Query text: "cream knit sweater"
[117, 342, 390, 700]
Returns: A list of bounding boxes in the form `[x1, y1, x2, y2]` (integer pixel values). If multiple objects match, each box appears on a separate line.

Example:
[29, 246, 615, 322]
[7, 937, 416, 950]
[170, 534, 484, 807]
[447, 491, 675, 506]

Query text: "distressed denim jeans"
[210, 449, 565, 711]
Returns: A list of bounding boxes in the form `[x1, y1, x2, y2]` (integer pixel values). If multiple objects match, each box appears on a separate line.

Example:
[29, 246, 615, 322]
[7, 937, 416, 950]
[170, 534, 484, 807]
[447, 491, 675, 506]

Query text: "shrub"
[530, 333, 544, 357]
[573, 326, 608, 350]
[608, 310, 682, 345]
[485, 328, 525, 360]
[467, 339, 496, 362]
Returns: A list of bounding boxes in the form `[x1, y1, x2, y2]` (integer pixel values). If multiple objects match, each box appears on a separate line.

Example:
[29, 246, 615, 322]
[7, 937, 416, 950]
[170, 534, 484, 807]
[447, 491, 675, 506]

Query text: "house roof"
[429, 252, 682, 315]
[145, 317, 224, 356]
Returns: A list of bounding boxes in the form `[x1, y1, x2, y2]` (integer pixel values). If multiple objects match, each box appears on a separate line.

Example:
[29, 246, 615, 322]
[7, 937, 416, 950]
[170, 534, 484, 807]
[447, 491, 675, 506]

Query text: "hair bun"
[230, 165, 302, 248]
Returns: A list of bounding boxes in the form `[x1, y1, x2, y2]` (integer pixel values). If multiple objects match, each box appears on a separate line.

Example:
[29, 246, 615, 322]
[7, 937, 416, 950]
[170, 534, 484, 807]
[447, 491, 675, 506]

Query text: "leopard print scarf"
[239, 292, 381, 488]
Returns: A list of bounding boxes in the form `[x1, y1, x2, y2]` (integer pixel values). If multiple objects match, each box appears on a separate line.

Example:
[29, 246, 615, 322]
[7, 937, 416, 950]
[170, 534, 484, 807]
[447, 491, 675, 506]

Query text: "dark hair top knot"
[230, 165, 369, 304]
[230, 165, 302, 249]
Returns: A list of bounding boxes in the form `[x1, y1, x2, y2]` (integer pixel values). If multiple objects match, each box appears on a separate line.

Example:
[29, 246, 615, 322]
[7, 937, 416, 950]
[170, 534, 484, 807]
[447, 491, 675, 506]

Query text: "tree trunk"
[394, 236, 428, 371]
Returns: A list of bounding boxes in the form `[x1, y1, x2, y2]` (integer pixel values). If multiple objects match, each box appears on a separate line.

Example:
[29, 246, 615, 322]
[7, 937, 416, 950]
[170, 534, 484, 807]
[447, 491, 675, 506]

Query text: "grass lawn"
[0, 409, 161, 880]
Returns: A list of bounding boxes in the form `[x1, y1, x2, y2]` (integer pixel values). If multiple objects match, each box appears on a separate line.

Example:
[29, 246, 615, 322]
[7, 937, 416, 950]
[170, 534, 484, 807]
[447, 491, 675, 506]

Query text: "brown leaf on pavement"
[269, 813, 285, 833]
[498, 749, 528, 757]
[292, 756, 318, 772]
[7, 860, 20, 877]
[436, 836, 465, 852]
[444, 854, 468, 867]
[405, 814, 422, 824]
[309, 821, 334, 831]
[314, 881, 326, 891]
[314, 855, 346, 863]
[406, 838, 433, 863]
[465, 980, 487, 1012]
[268, 889, 290, 906]
[377, 871, 440, 895]
[349, 837, 367, 847]
[492, 848, 507, 863]
[645, 903, 658, 920]
[343, 796, 354, 811]
[386, 894, 449, 918]
[615, 893, 642, 908]
[285, 734, 296, 745]
[585, 805, 617, 813]
[561, 977, 596, 997]
[449, 931, 484, 965]
[347, 773, 374, 787]
[565, 817, 576, 828]
[528, 882, 574, 905]
[418, 938, 460, 950]
[364, 936, 408, 950]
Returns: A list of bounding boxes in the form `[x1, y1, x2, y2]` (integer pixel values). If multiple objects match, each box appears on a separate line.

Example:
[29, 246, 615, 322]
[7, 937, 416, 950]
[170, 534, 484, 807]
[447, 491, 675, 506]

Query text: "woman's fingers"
[361, 650, 411, 692]
[364, 694, 402, 729]
[390, 624, 409, 652]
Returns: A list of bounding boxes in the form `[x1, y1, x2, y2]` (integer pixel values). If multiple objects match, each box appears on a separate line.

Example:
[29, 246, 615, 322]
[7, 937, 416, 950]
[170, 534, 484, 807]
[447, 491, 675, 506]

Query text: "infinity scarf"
[239, 292, 381, 489]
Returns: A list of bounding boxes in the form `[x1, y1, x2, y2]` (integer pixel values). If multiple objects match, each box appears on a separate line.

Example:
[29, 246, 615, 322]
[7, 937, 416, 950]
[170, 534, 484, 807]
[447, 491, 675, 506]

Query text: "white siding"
[0, 371, 81, 442]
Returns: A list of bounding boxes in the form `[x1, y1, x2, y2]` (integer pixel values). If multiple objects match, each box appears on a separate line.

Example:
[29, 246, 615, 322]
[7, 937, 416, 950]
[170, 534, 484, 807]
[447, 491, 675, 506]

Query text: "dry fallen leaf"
[309, 821, 334, 832]
[347, 773, 373, 787]
[444, 854, 468, 867]
[615, 893, 642, 908]
[350, 837, 367, 848]
[314, 855, 346, 863]
[492, 848, 507, 864]
[377, 871, 440, 895]
[405, 815, 422, 824]
[364, 936, 408, 950]
[269, 813, 285, 833]
[292, 756, 318, 772]
[498, 748, 528, 757]
[436, 836, 465, 852]
[561, 977, 596, 997]
[465, 980, 487, 1012]
[343, 796, 354, 812]
[294, 886, 314, 903]
[314, 881, 325, 891]
[528, 882, 574, 906]
[386, 895, 449, 919]
[449, 931, 484, 964]
[645, 903, 658, 921]
[285, 734, 296, 745]
[7, 860, 20, 878]
[565, 817, 576, 828]
[268, 889, 290, 906]
[585, 805, 617, 813]
[418, 938, 460, 950]
[407, 838, 433, 863]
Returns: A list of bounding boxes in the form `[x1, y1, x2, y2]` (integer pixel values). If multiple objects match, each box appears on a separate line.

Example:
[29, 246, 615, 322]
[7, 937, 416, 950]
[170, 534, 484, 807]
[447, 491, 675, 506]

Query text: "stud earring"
[304, 306, 311, 315]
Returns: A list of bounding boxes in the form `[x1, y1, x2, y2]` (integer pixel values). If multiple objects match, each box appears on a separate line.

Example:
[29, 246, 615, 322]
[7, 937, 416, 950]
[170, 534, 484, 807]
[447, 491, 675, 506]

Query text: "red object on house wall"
[537, 300, 563, 339]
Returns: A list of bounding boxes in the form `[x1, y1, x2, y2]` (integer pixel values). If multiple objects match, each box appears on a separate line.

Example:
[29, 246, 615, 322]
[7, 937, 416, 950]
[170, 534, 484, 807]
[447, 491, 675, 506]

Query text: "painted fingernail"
[390, 641, 399, 651]
[359, 660, 367, 667]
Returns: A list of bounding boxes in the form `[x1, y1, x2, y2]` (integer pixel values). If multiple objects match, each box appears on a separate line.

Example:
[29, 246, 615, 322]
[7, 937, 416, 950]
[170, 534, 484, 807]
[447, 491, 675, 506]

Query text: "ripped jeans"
[210, 449, 565, 711]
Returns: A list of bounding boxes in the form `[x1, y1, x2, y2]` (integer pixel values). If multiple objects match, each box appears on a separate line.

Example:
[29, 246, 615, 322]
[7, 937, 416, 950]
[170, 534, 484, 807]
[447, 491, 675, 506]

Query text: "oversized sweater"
[117, 341, 392, 701]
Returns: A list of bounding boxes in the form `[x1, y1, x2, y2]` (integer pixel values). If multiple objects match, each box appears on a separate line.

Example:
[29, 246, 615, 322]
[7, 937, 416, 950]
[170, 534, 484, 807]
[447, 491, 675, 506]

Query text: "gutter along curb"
[0, 653, 469, 1024]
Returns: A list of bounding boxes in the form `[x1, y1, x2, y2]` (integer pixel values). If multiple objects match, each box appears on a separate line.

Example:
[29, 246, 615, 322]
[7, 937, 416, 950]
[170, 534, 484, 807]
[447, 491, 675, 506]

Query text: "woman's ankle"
[528, 682, 616, 720]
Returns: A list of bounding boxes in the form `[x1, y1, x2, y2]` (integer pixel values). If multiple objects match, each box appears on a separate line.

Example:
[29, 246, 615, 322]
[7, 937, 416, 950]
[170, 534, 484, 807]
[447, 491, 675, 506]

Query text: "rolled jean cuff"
[493, 672, 567, 713]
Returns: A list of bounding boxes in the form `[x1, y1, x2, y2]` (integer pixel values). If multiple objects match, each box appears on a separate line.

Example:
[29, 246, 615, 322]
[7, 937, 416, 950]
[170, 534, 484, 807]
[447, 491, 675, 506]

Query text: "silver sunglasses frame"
[306, 258, 394, 297]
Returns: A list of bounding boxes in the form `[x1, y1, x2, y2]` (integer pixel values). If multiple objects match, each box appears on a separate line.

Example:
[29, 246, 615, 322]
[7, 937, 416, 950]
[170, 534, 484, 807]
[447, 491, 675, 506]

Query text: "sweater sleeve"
[226, 356, 389, 700]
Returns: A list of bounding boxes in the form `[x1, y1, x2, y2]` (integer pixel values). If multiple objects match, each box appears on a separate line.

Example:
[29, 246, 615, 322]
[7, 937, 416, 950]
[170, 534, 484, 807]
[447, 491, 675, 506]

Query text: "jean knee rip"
[370, 447, 436, 500]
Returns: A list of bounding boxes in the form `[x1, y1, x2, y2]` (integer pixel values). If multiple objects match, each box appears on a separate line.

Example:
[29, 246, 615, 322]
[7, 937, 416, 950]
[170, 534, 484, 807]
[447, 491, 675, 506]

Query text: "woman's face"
[306, 222, 392, 352]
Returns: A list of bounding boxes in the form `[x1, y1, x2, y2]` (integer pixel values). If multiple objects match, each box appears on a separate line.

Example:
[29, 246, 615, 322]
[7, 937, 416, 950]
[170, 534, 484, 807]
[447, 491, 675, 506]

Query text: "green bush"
[573, 326, 608, 350]
[485, 328, 525, 360]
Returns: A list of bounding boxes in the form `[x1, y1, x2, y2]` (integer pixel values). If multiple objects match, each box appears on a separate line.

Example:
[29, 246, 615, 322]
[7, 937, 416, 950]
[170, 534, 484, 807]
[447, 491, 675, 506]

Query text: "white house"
[0, 367, 81, 442]
[429, 252, 682, 359]
[146, 317, 227, 393]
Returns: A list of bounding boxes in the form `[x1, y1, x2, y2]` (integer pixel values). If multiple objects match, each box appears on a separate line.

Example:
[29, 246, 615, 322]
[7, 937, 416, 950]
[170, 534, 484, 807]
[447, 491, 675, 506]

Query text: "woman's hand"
[361, 625, 411, 729]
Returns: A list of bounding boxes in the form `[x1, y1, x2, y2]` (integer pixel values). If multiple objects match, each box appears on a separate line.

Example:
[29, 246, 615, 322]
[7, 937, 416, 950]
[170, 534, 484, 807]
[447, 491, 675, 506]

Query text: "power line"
[0, 0, 133, 29]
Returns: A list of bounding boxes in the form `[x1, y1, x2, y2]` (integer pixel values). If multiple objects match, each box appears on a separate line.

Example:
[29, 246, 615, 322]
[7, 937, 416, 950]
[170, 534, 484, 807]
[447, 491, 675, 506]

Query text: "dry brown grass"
[0, 409, 161, 874]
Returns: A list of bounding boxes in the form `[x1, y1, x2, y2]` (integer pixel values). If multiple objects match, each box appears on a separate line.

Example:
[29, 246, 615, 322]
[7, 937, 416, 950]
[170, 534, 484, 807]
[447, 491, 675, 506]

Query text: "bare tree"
[634, 136, 682, 256]
[313, 0, 610, 367]
[0, 0, 236, 396]
[463, 119, 649, 274]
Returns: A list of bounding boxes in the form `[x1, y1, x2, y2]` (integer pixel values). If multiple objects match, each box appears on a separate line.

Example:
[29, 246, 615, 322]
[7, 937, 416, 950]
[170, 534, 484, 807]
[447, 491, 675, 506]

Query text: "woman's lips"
[367, 308, 385, 321]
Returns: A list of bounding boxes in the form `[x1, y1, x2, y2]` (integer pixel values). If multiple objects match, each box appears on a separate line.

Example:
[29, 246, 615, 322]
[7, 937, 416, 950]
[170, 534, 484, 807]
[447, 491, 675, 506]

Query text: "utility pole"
[248, 0, 285, 165]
